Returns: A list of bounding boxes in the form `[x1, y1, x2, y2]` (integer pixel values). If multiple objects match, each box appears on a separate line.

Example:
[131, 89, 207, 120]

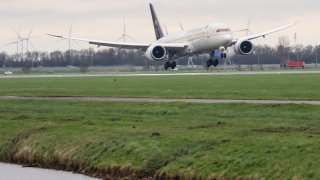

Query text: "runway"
[1, 96, 320, 105]
[1, 70, 320, 78]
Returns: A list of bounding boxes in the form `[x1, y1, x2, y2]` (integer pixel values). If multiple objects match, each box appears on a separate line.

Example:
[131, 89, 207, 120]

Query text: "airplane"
[48, 3, 296, 70]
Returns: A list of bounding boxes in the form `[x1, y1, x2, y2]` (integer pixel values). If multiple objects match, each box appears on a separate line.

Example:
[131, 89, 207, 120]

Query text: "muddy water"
[0, 163, 98, 180]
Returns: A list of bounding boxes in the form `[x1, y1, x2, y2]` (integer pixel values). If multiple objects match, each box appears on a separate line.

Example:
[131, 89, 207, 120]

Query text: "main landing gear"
[206, 50, 227, 68]
[164, 61, 176, 70]
[207, 59, 219, 67]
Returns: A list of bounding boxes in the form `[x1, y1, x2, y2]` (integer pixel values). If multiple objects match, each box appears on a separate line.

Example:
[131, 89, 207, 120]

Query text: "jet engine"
[146, 44, 167, 61]
[234, 40, 254, 55]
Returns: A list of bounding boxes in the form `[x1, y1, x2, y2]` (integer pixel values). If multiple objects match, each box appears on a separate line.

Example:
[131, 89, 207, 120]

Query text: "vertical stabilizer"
[149, 3, 164, 40]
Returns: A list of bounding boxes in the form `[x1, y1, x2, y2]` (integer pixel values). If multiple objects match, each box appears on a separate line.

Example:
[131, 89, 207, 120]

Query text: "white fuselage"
[157, 23, 233, 57]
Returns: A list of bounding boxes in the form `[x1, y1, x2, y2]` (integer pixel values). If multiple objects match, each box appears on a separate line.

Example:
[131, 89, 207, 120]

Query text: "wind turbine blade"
[176, 16, 184, 31]
[73, 40, 83, 49]
[69, 21, 73, 37]
[12, 28, 18, 35]
[164, 24, 168, 35]
[56, 38, 66, 43]
[67, 22, 74, 50]
[247, 18, 252, 36]
[123, 17, 126, 34]
[18, 27, 22, 39]
[12, 28, 21, 39]
[115, 35, 125, 42]
[247, 18, 251, 29]
[28, 26, 34, 38]
[126, 35, 137, 42]
[4, 41, 18, 46]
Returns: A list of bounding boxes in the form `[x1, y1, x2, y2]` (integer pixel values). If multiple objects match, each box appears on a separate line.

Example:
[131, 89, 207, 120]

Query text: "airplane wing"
[232, 22, 297, 44]
[48, 34, 150, 51]
[47, 34, 187, 52]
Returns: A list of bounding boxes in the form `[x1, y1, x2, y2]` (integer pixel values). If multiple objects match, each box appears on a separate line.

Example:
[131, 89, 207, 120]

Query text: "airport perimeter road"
[1, 96, 320, 105]
[1, 70, 320, 78]
[0, 163, 97, 180]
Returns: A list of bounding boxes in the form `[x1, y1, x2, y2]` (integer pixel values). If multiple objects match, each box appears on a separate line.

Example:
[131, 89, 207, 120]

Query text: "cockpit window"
[216, 28, 230, 33]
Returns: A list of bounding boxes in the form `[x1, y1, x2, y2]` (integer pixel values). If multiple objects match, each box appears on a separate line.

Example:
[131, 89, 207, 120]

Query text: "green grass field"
[0, 73, 320, 100]
[1, 73, 320, 179]
[0, 100, 320, 179]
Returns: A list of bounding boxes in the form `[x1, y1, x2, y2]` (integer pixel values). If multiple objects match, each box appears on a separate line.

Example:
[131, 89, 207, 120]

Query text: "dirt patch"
[109, 117, 121, 122]
[60, 117, 84, 122]
[253, 127, 310, 133]
[151, 132, 161, 137]
[81, 120, 95, 126]
[12, 115, 31, 121]
[309, 131, 320, 135]
[188, 121, 227, 130]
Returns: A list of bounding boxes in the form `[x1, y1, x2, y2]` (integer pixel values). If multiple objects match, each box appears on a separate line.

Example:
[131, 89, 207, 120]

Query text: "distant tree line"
[1, 41, 319, 68]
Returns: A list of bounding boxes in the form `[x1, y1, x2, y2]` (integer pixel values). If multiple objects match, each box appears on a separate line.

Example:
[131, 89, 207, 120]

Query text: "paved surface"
[1, 96, 320, 105]
[0, 163, 97, 180]
[0, 71, 320, 78]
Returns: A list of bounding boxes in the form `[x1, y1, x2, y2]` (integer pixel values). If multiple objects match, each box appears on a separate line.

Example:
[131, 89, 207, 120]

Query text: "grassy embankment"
[0, 73, 320, 100]
[0, 100, 320, 179]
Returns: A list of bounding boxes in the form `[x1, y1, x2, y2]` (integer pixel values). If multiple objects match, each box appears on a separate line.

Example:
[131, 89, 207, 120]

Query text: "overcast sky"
[1, 0, 319, 54]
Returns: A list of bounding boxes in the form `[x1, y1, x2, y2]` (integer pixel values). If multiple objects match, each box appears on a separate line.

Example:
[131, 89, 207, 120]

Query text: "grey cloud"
[0, 0, 319, 53]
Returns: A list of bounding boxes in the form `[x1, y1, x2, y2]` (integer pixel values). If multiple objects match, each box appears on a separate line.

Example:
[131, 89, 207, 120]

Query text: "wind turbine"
[176, 16, 184, 31]
[21, 26, 35, 53]
[56, 22, 81, 66]
[7, 27, 23, 60]
[67, 22, 74, 66]
[20, 26, 37, 67]
[16, 27, 36, 61]
[229, 19, 254, 68]
[68, 22, 73, 52]
[233, 18, 254, 35]
[164, 24, 169, 36]
[54, 22, 81, 51]
[13, 28, 22, 56]
[245, 18, 253, 36]
[116, 18, 137, 43]
[239, 19, 263, 68]
[4, 28, 22, 60]
[163, 16, 184, 36]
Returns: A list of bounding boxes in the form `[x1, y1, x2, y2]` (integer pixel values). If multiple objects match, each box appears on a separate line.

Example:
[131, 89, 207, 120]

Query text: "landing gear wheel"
[164, 61, 177, 70]
[220, 53, 227, 59]
[213, 59, 219, 67]
[164, 62, 169, 70]
[207, 59, 214, 68]
[171, 61, 177, 69]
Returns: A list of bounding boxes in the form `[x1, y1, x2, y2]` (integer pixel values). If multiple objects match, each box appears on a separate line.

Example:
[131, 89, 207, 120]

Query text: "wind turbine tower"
[116, 18, 137, 43]
[6, 28, 22, 60]
[23, 27, 35, 53]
